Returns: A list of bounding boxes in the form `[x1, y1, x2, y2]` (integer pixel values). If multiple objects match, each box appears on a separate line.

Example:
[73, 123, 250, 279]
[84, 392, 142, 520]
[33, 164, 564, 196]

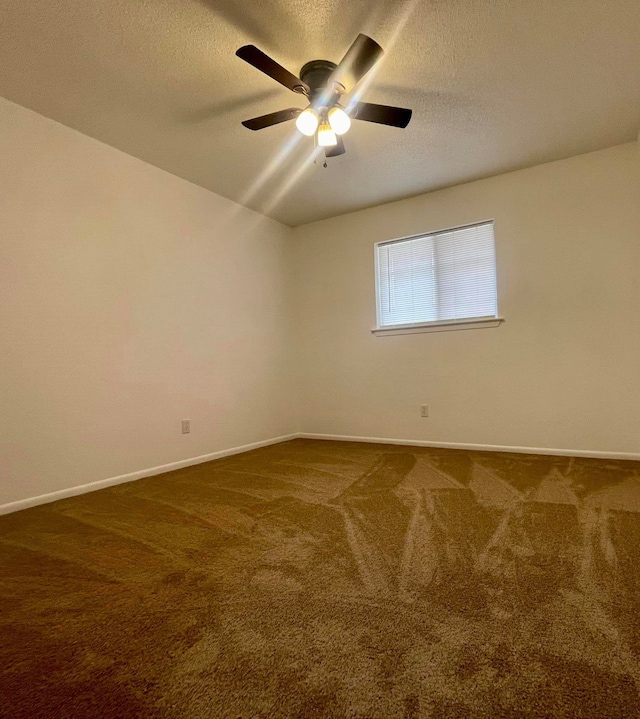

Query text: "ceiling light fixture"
[317, 120, 338, 147]
[297, 105, 349, 145]
[295, 107, 319, 136]
[327, 106, 351, 135]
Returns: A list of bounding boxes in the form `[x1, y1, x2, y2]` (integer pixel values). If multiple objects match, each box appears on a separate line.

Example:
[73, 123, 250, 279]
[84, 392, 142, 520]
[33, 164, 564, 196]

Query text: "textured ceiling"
[0, 0, 639, 226]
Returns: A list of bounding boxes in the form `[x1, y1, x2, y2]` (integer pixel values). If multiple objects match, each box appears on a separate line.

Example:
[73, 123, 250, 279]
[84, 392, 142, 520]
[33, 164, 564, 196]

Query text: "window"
[374, 221, 500, 334]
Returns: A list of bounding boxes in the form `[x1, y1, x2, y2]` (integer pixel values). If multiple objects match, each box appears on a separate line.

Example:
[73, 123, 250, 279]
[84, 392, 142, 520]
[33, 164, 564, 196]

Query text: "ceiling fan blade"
[236, 45, 309, 95]
[328, 34, 384, 94]
[352, 101, 412, 128]
[325, 136, 345, 158]
[241, 108, 302, 130]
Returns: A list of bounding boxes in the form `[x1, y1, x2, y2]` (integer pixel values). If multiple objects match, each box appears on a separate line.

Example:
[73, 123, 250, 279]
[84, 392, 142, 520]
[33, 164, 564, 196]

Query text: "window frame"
[373, 220, 504, 336]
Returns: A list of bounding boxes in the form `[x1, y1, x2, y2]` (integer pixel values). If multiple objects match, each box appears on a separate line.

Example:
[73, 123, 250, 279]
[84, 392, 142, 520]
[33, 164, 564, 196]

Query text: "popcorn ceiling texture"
[2, 439, 640, 718]
[0, 0, 638, 225]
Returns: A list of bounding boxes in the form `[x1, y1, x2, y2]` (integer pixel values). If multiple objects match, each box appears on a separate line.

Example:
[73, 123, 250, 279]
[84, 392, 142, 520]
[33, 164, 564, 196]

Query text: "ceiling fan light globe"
[295, 108, 319, 136]
[328, 107, 351, 135]
[317, 124, 337, 147]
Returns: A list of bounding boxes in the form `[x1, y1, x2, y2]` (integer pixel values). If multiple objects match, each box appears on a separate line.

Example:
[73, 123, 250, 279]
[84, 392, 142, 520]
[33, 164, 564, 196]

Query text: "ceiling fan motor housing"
[299, 60, 339, 105]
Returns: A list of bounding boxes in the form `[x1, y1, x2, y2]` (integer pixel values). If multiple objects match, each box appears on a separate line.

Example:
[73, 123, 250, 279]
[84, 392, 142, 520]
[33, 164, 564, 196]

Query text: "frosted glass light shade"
[328, 107, 351, 135]
[317, 123, 337, 147]
[295, 108, 319, 136]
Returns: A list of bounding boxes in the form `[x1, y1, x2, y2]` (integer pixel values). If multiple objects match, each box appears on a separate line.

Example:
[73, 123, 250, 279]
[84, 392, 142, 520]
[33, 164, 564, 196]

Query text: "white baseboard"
[297, 433, 640, 461]
[0, 433, 299, 516]
[3, 431, 638, 516]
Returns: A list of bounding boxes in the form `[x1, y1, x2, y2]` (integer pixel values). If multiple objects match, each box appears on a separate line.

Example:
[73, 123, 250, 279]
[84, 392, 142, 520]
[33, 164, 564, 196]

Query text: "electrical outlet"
[420, 405, 429, 418]
[181, 419, 191, 434]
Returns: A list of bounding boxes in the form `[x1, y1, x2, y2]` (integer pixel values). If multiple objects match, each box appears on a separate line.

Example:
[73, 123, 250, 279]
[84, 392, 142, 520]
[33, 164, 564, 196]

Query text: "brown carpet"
[2, 439, 640, 718]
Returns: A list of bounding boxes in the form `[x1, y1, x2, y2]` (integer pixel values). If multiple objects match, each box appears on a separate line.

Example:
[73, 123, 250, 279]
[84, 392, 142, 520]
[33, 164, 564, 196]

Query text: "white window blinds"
[376, 221, 497, 328]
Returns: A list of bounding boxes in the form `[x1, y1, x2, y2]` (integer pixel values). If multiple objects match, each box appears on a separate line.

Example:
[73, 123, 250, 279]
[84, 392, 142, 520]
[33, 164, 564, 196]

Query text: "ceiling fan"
[235, 34, 412, 158]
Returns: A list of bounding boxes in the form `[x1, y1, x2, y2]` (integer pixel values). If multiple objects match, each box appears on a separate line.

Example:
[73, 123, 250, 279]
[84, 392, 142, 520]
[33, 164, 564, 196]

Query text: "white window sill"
[372, 317, 504, 336]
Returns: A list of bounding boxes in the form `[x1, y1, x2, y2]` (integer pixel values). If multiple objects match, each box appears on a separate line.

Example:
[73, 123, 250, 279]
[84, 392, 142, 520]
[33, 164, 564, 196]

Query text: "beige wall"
[0, 97, 297, 507]
[292, 143, 640, 454]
